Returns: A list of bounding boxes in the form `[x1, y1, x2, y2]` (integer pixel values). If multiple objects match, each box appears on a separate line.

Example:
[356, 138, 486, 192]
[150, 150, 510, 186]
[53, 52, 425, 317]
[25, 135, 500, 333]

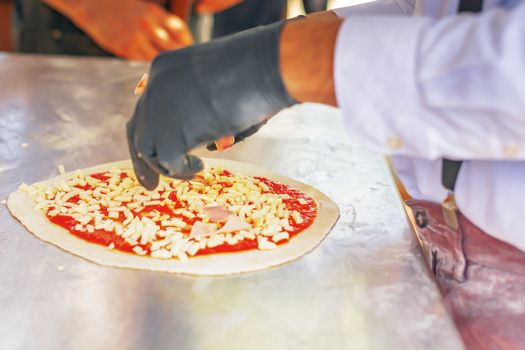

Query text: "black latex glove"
[127, 20, 296, 190]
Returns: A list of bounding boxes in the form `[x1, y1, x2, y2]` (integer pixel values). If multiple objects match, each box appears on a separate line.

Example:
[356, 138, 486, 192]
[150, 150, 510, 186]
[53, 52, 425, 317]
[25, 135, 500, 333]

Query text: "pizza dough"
[8, 159, 339, 276]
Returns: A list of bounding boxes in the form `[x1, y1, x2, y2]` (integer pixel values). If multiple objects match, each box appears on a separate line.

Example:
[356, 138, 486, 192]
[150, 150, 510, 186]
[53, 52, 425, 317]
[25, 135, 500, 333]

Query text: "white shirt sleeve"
[334, 2, 525, 160]
[332, 0, 414, 17]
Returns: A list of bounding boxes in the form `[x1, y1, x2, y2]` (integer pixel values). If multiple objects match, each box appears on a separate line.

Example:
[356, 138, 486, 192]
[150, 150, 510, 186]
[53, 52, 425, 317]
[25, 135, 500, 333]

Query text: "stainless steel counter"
[0, 53, 463, 350]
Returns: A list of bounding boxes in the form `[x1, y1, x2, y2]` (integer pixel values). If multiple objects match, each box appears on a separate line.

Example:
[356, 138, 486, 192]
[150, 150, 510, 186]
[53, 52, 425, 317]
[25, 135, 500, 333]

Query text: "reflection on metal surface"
[0, 54, 463, 350]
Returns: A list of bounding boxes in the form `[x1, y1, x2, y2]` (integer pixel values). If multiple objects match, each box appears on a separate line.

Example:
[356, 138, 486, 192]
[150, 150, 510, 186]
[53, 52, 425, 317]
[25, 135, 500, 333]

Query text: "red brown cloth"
[407, 200, 525, 350]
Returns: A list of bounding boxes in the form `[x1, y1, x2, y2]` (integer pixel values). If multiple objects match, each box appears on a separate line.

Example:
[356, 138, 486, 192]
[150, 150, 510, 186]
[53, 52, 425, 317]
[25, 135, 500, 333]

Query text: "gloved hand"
[127, 20, 297, 190]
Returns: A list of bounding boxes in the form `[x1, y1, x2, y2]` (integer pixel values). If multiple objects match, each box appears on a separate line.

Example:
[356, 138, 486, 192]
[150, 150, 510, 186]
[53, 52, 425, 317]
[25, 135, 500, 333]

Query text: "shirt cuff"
[334, 16, 432, 157]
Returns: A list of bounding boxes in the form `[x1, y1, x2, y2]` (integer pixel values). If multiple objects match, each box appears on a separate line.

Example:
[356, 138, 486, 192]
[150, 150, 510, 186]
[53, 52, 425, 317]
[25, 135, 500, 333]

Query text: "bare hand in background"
[43, 0, 194, 61]
[194, 0, 244, 14]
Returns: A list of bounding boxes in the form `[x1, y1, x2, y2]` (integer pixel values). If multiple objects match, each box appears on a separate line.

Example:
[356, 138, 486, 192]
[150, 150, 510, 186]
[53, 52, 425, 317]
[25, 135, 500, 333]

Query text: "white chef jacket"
[333, 0, 525, 252]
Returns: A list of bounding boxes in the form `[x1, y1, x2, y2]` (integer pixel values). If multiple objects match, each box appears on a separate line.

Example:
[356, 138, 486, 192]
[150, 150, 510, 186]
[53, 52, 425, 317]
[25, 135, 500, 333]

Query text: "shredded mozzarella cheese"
[22, 166, 311, 260]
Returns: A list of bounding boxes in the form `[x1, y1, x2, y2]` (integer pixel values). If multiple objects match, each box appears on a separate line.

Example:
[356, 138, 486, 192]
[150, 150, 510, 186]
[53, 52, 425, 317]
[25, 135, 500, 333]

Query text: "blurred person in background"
[13, 0, 327, 59]
[12, 0, 240, 60]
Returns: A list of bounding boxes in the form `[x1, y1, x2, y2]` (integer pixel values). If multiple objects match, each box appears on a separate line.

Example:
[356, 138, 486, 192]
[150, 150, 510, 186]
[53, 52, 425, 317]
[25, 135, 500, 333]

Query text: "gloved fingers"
[206, 118, 269, 151]
[234, 119, 268, 143]
[127, 120, 159, 190]
[155, 153, 204, 180]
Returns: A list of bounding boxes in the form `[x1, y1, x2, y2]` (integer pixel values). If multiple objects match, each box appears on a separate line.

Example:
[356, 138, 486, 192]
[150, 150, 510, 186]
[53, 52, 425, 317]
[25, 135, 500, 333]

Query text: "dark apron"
[408, 199, 525, 349]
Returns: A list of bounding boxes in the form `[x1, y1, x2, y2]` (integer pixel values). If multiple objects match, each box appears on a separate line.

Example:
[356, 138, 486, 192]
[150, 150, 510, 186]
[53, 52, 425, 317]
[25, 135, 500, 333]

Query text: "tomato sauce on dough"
[46, 171, 317, 257]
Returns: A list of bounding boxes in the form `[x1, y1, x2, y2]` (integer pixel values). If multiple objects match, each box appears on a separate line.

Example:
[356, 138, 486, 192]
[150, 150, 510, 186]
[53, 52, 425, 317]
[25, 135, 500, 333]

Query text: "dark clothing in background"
[408, 200, 525, 349]
[212, 0, 286, 38]
[302, 0, 328, 13]
[212, 0, 327, 39]
[13, 0, 111, 56]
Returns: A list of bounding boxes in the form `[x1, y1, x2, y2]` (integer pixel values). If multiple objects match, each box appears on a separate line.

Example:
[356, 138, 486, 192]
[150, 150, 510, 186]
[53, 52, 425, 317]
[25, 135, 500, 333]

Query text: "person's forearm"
[42, 0, 137, 23]
[280, 11, 342, 106]
[42, 0, 96, 22]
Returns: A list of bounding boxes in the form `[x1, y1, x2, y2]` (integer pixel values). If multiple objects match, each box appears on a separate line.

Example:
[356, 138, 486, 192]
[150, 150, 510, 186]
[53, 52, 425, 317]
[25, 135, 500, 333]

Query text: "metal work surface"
[0, 54, 463, 350]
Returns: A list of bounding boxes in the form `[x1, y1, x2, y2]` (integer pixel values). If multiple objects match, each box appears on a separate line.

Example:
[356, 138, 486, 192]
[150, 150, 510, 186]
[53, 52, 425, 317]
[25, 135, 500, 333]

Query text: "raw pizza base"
[8, 159, 339, 276]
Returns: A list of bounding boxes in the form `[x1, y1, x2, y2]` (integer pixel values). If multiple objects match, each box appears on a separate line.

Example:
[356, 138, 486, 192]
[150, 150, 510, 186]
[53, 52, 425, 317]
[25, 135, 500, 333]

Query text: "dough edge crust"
[8, 159, 339, 276]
